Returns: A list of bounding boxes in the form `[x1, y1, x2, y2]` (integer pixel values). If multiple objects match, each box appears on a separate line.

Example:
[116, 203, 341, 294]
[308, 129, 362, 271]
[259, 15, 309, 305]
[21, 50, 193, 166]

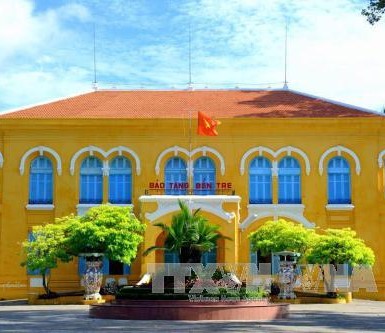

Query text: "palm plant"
[144, 200, 226, 263]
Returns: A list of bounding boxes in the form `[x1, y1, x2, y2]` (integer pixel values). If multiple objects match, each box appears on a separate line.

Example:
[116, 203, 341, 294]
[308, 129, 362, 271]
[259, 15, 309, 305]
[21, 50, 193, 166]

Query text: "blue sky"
[0, 0, 384, 112]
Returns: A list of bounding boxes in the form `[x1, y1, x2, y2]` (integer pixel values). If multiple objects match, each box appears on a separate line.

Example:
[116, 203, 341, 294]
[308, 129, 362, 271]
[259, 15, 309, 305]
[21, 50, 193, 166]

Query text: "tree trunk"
[42, 271, 50, 295]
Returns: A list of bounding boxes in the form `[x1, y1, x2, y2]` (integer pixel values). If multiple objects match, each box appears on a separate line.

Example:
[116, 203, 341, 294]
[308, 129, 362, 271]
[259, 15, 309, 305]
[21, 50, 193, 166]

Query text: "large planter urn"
[80, 253, 104, 300]
[274, 251, 300, 299]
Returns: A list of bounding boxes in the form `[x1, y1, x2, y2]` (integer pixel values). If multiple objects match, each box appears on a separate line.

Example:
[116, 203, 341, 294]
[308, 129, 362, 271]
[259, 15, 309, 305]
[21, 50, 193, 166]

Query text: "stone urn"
[80, 253, 104, 300]
[274, 251, 300, 299]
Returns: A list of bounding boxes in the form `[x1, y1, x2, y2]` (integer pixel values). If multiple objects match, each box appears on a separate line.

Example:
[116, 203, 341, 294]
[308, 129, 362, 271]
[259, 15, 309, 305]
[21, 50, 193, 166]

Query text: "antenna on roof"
[188, 23, 193, 90]
[283, 17, 289, 90]
[92, 23, 98, 91]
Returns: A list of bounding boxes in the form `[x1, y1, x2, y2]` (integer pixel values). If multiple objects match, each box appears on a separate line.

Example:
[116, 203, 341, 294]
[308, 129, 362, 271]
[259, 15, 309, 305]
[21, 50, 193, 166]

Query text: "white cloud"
[176, 0, 385, 110]
[0, 0, 93, 110]
[0, 68, 91, 109]
[0, 0, 384, 112]
[0, 0, 58, 62]
[285, 2, 385, 110]
[57, 3, 92, 22]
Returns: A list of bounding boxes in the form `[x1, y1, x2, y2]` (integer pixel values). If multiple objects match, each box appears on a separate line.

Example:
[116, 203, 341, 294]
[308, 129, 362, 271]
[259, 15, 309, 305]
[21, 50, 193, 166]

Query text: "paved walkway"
[0, 299, 385, 332]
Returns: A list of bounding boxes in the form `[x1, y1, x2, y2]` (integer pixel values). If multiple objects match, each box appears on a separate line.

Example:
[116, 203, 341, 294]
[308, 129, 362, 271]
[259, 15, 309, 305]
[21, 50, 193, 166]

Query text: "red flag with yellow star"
[197, 111, 220, 136]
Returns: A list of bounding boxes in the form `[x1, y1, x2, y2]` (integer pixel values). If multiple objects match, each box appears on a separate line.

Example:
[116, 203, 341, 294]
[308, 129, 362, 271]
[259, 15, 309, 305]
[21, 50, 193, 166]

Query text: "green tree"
[21, 223, 72, 296]
[248, 219, 316, 258]
[144, 200, 226, 263]
[307, 228, 375, 296]
[63, 205, 146, 263]
[21, 205, 145, 296]
[307, 228, 375, 267]
[362, 0, 385, 24]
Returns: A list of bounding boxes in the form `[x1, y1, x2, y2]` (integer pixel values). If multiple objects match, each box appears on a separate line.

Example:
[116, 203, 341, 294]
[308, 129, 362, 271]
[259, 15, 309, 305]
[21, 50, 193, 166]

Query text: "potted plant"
[143, 200, 227, 263]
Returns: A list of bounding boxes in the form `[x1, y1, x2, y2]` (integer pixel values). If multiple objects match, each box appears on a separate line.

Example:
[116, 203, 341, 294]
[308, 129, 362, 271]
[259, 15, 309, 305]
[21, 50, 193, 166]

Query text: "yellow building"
[0, 89, 384, 300]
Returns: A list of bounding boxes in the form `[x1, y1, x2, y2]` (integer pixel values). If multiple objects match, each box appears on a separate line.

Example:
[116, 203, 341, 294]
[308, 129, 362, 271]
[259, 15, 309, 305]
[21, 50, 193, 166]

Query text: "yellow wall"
[0, 117, 385, 299]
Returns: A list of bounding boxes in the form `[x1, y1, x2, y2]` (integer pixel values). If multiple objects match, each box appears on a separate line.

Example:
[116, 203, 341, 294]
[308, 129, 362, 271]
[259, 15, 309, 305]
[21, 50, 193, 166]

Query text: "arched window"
[109, 156, 132, 204]
[278, 157, 301, 204]
[165, 157, 187, 195]
[193, 157, 216, 195]
[249, 157, 272, 204]
[29, 156, 53, 204]
[328, 156, 351, 204]
[80, 156, 103, 204]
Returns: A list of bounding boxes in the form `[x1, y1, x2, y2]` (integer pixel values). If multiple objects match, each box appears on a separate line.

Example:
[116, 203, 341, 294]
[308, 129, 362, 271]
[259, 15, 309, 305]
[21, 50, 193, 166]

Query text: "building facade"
[0, 89, 384, 300]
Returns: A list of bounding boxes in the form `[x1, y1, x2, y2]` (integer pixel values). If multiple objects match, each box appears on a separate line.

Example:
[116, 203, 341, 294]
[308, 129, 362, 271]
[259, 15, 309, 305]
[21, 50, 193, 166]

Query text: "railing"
[143, 189, 236, 196]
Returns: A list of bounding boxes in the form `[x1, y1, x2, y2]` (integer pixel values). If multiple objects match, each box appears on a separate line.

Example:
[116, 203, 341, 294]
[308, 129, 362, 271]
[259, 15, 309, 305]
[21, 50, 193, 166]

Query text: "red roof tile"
[0, 89, 380, 119]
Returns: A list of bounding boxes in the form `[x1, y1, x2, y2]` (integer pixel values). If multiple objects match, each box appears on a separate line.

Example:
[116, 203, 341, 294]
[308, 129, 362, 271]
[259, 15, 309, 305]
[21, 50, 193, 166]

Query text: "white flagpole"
[188, 23, 193, 195]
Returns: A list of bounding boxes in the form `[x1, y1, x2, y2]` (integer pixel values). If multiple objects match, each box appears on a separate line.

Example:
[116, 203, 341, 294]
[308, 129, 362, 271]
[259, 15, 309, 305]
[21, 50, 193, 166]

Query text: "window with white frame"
[278, 157, 301, 204]
[327, 156, 351, 204]
[164, 157, 187, 195]
[79, 156, 103, 204]
[249, 157, 272, 204]
[193, 156, 216, 195]
[29, 156, 53, 204]
[108, 156, 132, 204]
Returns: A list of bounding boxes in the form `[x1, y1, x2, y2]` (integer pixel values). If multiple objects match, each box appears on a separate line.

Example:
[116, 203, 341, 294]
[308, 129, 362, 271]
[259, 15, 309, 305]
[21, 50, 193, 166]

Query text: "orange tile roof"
[0, 89, 380, 119]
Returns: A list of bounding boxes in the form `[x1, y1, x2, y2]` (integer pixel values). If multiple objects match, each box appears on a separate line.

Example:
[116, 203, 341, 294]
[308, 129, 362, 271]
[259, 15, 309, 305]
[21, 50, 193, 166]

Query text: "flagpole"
[189, 108, 192, 195]
[188, 22, 193, 195]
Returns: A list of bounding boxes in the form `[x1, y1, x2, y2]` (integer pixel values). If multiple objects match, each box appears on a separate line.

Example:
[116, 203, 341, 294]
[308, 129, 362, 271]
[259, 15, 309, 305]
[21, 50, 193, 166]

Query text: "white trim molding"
[30, 277, 44, 288]
[378, 150, 385, 168]
[0, 152, 3, 168]
[319, 145, 361, 176]
[190, 146, 226, 175]
[70, 145, 141, 176]
[76, 204, 100, 216]
[239, 204, 315, 230]
[240, 146, 311, 176]
[155, 146, 190, 175]
[139, 195, 240, 222]
[155, 145, 225, 176]
[106, 146, 141, 175]
[326, 204, 354, 211]
[25, 204, 55, 211]
[19, 146, 62, 176]
[76, 203, 134, 216]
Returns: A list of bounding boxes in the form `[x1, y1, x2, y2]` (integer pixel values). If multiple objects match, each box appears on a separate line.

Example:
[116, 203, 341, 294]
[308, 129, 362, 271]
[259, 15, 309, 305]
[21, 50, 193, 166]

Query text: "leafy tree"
[144, 200, 227, 263]
[248, 219, 316, 258]
[63, 205, 146, 263]
[21, 223, 72, 296]
[362, 0, 385, 24]
[248, 221, 375, 297]
[307, 228, 375, 267]
[21, 205, 145, 296]
[307, 228, 375, 296]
